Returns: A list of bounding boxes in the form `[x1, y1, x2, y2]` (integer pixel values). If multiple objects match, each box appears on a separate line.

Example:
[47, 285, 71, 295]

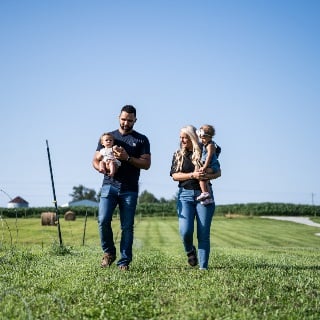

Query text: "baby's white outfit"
[100, 147, 121, 167]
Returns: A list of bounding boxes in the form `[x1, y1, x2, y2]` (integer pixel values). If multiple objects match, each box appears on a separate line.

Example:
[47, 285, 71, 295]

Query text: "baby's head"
[100, 132, 115, 147]
[197, 124, 215, 140]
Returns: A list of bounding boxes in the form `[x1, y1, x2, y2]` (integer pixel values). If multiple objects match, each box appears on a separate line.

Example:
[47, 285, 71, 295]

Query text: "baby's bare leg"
[107, 160, 116, 177]
[99, 161, 107, 173]
[199, 180, 208, 193]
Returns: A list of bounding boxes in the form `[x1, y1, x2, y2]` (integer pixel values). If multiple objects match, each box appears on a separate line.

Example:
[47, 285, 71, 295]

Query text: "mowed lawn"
[2, 215, 319, 250]
[1, 215, 319, 320]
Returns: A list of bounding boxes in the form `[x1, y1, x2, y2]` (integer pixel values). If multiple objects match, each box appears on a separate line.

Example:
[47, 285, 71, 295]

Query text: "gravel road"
[261, 216, 320, 227]
[261, 216, 320, 236]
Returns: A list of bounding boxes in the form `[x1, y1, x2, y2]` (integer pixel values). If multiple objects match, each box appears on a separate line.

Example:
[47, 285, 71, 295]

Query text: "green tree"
[159, 197, 167, 203]
[70, 185, 97, 202]
[138, 190, 159, 203]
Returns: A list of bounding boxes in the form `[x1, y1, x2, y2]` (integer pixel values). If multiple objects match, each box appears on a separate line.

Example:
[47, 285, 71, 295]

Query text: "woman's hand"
[197, 170, 221, 180]
[190, 171, 206, 180]
[197, 171, 208, 180]
[198, 167, 204, 173]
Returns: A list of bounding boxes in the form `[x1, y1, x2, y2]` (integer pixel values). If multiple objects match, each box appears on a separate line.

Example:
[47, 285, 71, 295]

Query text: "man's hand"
[113, 146, 128, 161]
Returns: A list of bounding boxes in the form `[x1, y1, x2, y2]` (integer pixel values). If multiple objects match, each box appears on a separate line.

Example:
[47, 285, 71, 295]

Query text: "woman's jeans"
[177, 187, 215, 269]
[98, 184, 138, 266]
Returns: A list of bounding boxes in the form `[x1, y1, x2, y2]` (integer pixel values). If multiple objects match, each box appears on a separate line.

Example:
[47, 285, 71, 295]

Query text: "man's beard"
[120, 124, 133, 133]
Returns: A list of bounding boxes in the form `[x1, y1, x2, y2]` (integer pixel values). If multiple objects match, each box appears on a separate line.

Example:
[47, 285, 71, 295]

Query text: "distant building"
[7, 196, 29, 209]
[61, 199, 99, 208]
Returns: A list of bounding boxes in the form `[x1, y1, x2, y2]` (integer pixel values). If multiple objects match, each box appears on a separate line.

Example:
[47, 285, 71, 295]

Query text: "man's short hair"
[121, 105, 136, 117]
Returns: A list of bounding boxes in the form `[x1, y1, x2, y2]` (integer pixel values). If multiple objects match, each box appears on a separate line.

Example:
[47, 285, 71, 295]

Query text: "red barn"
[8, 196, 29, 209]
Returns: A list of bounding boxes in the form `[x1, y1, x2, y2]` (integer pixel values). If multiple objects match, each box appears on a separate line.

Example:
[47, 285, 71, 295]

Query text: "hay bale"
[41, 212, 57, 226]
[64, 210, 76, 221]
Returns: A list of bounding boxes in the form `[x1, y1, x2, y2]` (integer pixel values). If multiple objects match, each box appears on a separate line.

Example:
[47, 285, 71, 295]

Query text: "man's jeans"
[177, 187, 215, 269]
[98, 184, 138, 266]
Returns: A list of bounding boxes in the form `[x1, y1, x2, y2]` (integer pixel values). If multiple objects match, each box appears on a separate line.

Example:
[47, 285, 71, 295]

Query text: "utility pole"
[311, 193, 316, 217]
[311, 192, 315, 206]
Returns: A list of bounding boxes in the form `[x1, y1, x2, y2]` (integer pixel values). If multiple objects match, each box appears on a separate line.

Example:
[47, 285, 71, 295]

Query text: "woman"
[170, 125, 221, 270]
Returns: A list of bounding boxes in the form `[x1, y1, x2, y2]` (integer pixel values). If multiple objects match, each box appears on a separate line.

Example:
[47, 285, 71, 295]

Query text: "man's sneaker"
[187, 246, 198, 267]
[200, 198, 214, 205]
[101, 253, 116, 268]
[118, 265, 129, 271]
[196, 192, 210, 201]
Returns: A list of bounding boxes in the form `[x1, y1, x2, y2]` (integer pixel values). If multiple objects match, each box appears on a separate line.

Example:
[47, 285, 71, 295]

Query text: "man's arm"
[126, 154, 151, 170]
[113, 146, 151, 170]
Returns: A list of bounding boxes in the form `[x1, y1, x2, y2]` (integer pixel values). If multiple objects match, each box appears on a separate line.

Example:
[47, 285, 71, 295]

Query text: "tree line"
[69, 185, 174, 204]
[1, 185, 319, 218]
[1, 202, 319, 219]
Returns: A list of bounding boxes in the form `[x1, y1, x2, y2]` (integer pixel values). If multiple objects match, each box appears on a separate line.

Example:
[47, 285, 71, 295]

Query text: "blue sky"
[1, 0, 319, 207]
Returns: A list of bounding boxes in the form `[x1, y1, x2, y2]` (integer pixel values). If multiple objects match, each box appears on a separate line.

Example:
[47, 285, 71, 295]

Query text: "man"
[92, 105, 151, 271]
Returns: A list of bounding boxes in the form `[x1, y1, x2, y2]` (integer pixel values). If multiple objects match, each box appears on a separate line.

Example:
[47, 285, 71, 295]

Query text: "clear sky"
[1, 0, 319, 208]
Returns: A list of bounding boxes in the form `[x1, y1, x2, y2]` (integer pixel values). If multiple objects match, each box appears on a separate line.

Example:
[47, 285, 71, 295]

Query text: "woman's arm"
[171, 169, 221, 182]
[171, 171, 195, 181]
[174, 169, 221, 181]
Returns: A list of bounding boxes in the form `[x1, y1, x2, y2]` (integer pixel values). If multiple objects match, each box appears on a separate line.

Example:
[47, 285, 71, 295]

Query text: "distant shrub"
[0, 202, 318, 218]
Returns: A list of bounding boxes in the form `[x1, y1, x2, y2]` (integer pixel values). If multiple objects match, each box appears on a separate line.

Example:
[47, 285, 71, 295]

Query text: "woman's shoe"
[187, 246, 198, 267]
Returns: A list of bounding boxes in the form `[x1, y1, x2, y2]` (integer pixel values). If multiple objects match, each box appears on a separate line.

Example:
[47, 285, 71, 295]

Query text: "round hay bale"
[64, 210, 76, 221]
[41, 212, 57, 226]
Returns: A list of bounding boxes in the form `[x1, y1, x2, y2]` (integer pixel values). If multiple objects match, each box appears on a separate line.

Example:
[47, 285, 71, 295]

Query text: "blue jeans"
[98, 184, 138, 266]
[177, 187, 215, 269]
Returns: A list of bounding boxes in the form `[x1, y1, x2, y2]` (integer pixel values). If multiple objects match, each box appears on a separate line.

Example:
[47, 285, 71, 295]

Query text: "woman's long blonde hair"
[173, 125, 202, 172]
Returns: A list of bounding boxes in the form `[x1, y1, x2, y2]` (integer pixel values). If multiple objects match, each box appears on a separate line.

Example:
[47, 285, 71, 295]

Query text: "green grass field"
[1, 216, 319, 319]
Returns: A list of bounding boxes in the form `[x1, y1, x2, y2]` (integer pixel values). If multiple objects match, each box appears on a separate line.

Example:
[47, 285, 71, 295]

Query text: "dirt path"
[261, 216, 320, 236]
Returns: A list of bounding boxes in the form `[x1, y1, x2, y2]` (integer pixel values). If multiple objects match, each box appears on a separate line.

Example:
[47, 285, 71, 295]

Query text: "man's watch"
[126, 156, 131, 162]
